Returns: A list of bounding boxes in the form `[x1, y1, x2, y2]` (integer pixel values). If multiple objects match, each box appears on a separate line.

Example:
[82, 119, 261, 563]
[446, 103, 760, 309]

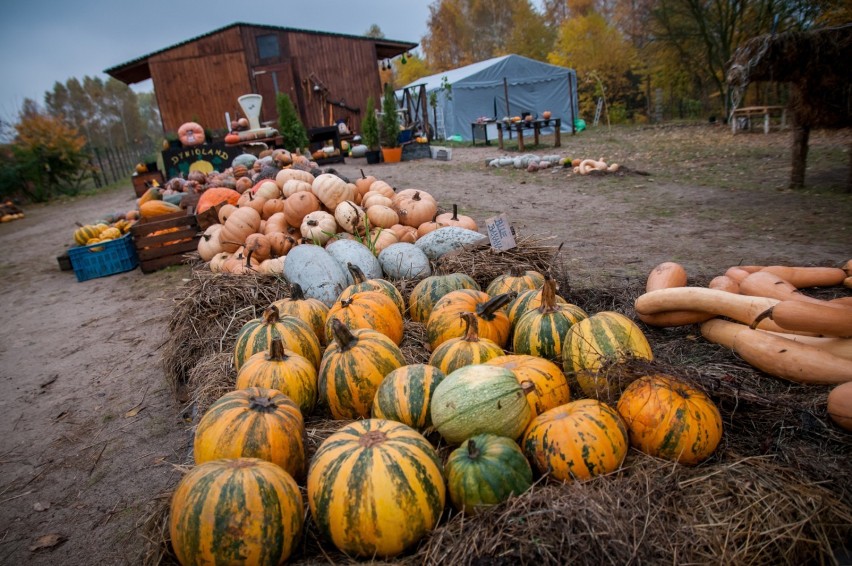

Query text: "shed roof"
[105, 22, 418, 84]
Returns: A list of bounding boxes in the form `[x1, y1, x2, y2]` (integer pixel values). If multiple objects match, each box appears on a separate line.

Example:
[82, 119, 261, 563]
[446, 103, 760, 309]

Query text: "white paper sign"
[485, 213, 517, 251]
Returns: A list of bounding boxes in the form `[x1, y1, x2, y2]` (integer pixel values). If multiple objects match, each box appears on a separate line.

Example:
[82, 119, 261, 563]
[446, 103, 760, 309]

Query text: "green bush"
[362, 97, 379, 150]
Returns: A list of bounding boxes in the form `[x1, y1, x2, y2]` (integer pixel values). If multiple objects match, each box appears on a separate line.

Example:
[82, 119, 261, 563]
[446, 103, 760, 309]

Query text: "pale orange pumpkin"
[177, 122, 205, 146]
[244, 233, 272, 261]
[395, 191, 438, 228]
[436, 204, 478, 231]
[198, 224, 224, 262]
[389, 223, 417, 243]
[312, 174, 355, 210]
[281, 179, 312, 198]
[366, 205, 399, 229]
[362, 192, 394, 209]
[220, 207, 262, 252]
[283, 191, 322, 227]
[267, 232, 297, 257]
[300, 211, 337, 244]
[262, 198, 287, 220]
[369, 180, 395, 198]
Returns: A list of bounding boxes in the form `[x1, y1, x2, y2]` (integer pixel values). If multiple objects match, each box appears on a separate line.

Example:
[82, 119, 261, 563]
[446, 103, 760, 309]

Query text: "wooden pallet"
[130, 211, 200, 273]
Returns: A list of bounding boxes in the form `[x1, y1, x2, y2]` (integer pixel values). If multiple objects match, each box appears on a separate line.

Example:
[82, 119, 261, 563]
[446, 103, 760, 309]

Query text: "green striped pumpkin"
[485, 267, 545, 297]
[429, 312, 505, 375]
[339, 263, 406, 317]
[512, 279, 588, 361]
[562, 311, 654, 402]
[522, 399, 628, 482]
[271, 283, 330, 345]
[371, 364, 445, 431]
[507, 284, 568, 326]
[235, 336, 318, 415]
[307, 419, 445, 557]
[484, 355, 571, 418]
[170, 458, 303, 566]
[233, 306, 321, 371]
[193, 387, 306, 480]
[319, 319, 406, 419]
[409, 273, 480, 323]
[426, 289, 513, 350]
[445, 434, 532, 515]
[430, 364, 532, 445]
[617, 374, 723, 465]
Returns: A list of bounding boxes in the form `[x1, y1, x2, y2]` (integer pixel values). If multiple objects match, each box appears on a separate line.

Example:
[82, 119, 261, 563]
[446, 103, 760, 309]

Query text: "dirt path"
[0, 125, 849, 564]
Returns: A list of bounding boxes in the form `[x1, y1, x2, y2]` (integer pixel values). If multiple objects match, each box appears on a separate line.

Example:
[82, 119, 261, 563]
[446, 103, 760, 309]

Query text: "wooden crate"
[130, 211, 200, 273]
[131, 171, 166, 197]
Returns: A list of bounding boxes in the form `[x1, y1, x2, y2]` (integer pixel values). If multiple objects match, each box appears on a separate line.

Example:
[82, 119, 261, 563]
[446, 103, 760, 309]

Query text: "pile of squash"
[634, 260, 852, 432]
[72, 214, 136, 246]
[0, 200, 25, 222]
[196, 165, 482, 276]
[168, 267, 726, 564]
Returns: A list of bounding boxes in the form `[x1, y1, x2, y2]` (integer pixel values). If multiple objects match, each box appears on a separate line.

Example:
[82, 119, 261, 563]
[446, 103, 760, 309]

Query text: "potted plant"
[379, 83, 402, 163]
[361, 96, 381, 164]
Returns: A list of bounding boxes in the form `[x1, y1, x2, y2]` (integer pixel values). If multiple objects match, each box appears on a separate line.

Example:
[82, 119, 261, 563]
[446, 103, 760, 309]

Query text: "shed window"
[256, 34, 279, 59]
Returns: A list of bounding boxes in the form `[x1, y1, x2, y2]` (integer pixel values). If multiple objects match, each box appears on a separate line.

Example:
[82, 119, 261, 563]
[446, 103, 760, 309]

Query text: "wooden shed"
[105, 22, 417, 136]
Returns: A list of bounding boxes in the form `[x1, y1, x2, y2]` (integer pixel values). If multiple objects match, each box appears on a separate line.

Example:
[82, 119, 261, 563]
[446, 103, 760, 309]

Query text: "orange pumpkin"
[426, 289, 513, 350]
[325, 290, 404, 345]
[197, 188, 240, 215]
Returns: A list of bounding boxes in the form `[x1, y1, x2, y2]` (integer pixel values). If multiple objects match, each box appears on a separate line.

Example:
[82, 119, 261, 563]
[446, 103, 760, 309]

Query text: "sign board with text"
[161, 142, 240, 179]
[485, 213, 517, 252]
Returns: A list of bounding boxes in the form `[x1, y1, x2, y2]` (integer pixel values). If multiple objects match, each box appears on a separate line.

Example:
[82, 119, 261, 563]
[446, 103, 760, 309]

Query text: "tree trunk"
[790, 122, 810, 190]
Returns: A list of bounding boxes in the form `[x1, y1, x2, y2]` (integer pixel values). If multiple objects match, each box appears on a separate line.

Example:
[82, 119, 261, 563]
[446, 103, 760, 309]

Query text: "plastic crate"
[430, 146, 452, 161]
[68, 233, 139, 282]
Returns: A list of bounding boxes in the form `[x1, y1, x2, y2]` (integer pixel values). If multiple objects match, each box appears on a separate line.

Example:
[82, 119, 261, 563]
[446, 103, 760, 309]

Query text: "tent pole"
[503, 77, 511, 117]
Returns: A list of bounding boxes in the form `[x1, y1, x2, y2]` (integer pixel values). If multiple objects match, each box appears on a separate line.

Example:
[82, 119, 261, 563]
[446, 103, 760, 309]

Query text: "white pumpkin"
[197, 224, 224, 262]
[312, 173, 355, 210]
[300, 211, 337, 245]
[281, 179, 313, 198]
[334, 200, 366, 235]
[275, 168, 314, 188]
[254, 180, 281, 199]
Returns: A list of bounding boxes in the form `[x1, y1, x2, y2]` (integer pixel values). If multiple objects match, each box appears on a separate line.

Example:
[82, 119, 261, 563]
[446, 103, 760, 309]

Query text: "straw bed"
[151, 237, 852, 565]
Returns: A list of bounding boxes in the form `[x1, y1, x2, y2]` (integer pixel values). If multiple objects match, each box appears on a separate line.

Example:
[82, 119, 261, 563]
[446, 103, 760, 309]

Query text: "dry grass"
[149, 238, 852, 565]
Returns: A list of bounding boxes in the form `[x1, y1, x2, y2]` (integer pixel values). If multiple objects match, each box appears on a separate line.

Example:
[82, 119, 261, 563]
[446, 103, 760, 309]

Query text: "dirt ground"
[0, 124, 849, 565]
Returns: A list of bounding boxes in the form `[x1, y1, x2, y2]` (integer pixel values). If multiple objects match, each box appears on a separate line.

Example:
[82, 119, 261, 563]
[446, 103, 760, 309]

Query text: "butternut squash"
[831, 297, 852, 308]
[827, 381, 852, 432]
[635, 287, 779, 328]
[763, 331, 852, 361]
[759, 265, 846, 288]
[708, 275, 739, 294]
[700, 318, 852, 385]
[637, 310, 713, 327]
[645, 261, 688, 292]
[724, 267, 751, 284]
[637, 261, 711, 326]
[751, 300, 852, 337]
[738, 265, 765, 273]
[739, 271, 826, 306]
[843, 260, 852, 278]
[844, 277, 852, 289]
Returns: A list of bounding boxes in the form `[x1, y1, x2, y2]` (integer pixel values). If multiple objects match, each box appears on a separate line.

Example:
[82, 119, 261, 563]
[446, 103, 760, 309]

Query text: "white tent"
[402, 54, 579, 141]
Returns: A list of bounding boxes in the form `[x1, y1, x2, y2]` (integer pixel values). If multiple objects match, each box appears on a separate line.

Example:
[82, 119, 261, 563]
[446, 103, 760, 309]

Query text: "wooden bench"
[731, 106, 787, 134]
[496, 118, 562, 151]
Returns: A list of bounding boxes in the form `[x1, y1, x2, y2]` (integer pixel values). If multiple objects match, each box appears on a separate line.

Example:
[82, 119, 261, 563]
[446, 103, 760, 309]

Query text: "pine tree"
[276, 93, 308, 151]
[379, 83, 400, 148]
[361, 96, 379, 150]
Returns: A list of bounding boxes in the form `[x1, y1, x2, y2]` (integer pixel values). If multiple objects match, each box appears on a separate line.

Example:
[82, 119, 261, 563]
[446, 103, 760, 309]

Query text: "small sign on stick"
[485, 213, 517, 252]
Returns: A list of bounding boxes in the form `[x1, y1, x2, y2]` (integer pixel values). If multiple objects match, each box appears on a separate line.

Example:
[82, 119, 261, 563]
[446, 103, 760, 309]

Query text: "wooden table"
[731, 106, 786, 134]
[496, 118, 561, 151]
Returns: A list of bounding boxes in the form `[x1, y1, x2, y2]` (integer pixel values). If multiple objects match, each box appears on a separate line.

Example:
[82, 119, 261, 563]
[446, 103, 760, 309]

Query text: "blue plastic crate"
[68, 233, 139, 282]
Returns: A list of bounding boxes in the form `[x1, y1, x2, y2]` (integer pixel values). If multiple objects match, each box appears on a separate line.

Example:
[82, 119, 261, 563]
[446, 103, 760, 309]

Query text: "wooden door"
[250, 63, 297, 127]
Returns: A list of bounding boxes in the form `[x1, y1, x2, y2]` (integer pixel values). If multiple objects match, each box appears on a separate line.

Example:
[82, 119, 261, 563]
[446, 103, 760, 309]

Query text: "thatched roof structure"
[727, 24, 852, 190]
[728, 24, 852, 127]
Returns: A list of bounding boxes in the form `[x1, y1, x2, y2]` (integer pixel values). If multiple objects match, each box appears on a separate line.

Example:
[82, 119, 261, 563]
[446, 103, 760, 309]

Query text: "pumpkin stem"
[476, 292, 516, 320]
[451, 204, 460, 221]
[466, 438, 480, 459]
[520, 380, 537, 396]
[262, 305, 281, 325]
[267, 336, 288, 361]
[509, 266, 527, 277]
[330, 318, 358, 351]
[248, 394, 279, 412]
[347, 263, 368, 284]
[359, 429, 387, 448]
[307, 219, 318, 227]
[290, 282, 306, 300]
[340, 297, 355, 308]
[538, 279, 560, 314]
[749, 306, 774, 330]
[412, 191, 422, 202]
[360, 168, 367, 179]
[460, 312, 480, 342]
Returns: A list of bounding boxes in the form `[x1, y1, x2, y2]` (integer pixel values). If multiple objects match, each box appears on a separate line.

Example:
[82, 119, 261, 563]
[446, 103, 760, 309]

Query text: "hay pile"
[151, 237, 852, 565]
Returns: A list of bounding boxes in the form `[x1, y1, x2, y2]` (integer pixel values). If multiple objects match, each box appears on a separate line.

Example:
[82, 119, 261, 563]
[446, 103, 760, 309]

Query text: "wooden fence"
[86, 143, 157, 187]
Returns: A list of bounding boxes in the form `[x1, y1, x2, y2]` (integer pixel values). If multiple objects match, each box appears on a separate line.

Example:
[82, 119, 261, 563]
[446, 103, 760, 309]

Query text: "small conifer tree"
[276, 93, 308, 151]
[379, 83, 400, 148]
[361, 96, 379, 150]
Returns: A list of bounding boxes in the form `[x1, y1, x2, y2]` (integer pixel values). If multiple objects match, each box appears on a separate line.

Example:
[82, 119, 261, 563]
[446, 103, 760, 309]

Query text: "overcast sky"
[0, 0, 432, 123]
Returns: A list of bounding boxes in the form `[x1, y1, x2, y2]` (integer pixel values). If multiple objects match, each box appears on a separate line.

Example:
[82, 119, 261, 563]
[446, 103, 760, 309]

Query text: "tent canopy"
[403, 54, 579, 141]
